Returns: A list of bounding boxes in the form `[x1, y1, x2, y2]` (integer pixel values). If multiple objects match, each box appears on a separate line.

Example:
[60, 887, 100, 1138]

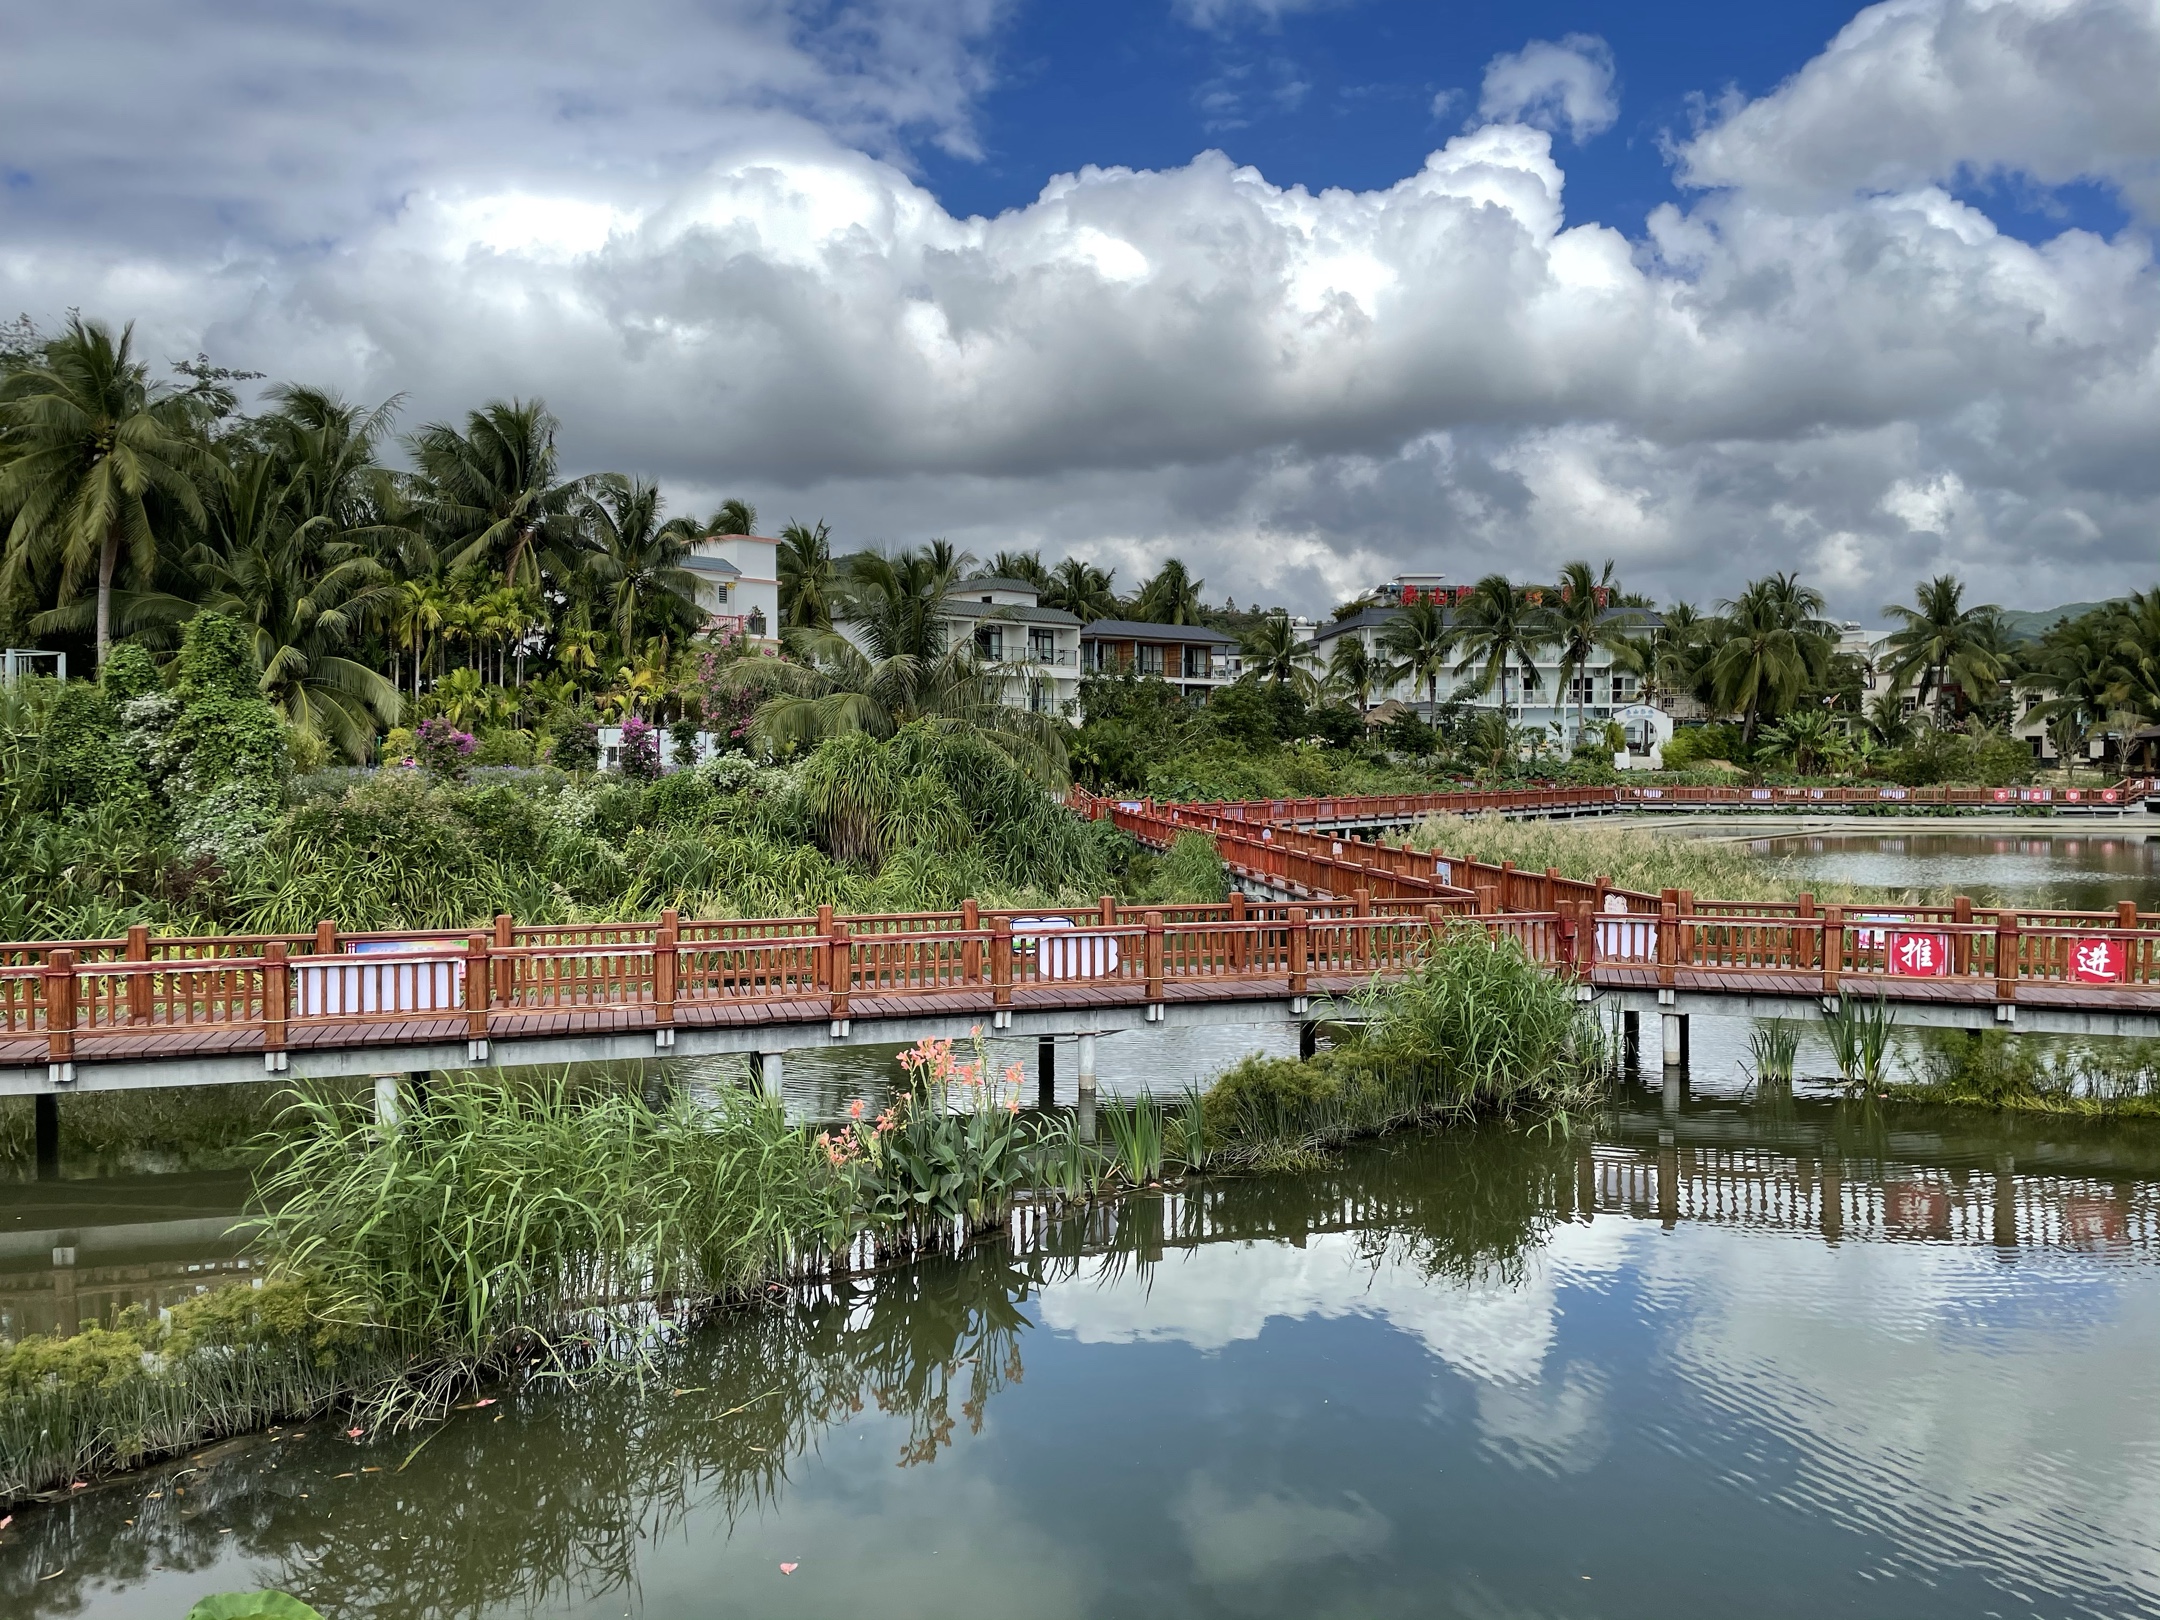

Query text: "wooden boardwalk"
[6, 783, 2160, 1094]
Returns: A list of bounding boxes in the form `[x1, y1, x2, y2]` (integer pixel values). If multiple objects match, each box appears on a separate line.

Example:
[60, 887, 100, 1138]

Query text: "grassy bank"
[0, 928, 1597, 1504]
[1886, 1029, 2160, 1118]
[1399, 813, 1894, 904]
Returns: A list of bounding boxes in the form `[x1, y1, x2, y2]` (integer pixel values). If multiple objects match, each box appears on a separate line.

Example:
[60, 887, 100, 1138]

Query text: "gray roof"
[1081, 619, 1238, 645]
[943, 599, 1080, 626]
[683, 554, 742, 576]
[961, 577, 1045, 595]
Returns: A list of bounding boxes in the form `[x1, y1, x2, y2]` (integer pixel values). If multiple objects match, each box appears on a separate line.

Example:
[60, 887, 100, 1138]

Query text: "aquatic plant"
[1821, 993, 1895, 1092]
[1100, 1095, 1169, 1186]
[1748, 1020, 1802, 1087]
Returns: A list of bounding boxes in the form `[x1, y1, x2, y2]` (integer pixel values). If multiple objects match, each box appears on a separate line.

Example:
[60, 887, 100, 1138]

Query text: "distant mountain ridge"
[1995, 601, 2117, 642]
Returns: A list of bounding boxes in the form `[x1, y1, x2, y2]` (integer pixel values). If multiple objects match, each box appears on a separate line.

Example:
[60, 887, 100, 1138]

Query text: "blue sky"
[920, 0, 2129, 244]
[3, 0, 2156, 616]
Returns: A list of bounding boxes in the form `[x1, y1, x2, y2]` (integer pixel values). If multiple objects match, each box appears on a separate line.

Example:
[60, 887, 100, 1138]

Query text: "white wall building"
[683, 533, 781, 643]
[837, 575, 1084, 716]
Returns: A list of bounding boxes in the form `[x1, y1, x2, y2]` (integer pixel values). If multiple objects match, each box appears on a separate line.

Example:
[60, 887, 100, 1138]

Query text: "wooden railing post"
[1145, 911, 1165, 1002]
[1822, 905, 1843, 995]
[1657, 898, 1679, 986]
[1544, 866, 1561, 910]
[1677, 890, 1695, 967]
[1951, 896, 1972, 975]
[313, 919, 338, 957]
[815, 904, 836, 993]
[494, 913, 515, 1004]
[1288, 907, 1308, 995]
[124, 922, 152, 1023]
[1995, 910, 2018, 1004]
[44, 948, 77, 1072]
[831, 922, 852, 1018]
[1100, 894, 1117, 928]
[1353, 887, 1371, 969]
[1228, 890, 1248, 972]
[1795, 893, 1816, 971]
[465, 934, 491, 1040]
[655, 910, 678, 1031]
[961, 899, 982, 982]
[263, 940, 289, 1057]
[2119, 900, 2140, 931]
[989, 919, 1011, 1008]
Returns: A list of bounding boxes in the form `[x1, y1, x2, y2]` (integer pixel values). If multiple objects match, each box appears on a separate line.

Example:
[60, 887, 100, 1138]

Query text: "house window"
[1570, 674, 1598, 704]
[1031, 630, 1056, 662]
[1184, 646, 1209, 678]
[747, 608, 767, 637]
[976, 627, 1004, 660]
[1138, 644, 1164, 675]
[1612, 674, 1637, 701]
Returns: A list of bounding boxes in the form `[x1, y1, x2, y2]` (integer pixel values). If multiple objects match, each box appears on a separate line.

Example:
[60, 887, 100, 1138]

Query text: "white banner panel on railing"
[1596, 918, 1660, 962]
[1012, 917, 1120, 979]
[295, 939, 463, 1016]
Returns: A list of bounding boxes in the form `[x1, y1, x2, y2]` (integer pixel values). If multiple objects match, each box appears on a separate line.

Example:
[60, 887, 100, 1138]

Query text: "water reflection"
[1755, 829, 2160, 909]
[11, 1094, 2160, 1619]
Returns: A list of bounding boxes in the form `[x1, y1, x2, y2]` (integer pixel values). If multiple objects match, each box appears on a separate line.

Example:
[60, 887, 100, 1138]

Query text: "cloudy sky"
[4, 0, 2156, 620]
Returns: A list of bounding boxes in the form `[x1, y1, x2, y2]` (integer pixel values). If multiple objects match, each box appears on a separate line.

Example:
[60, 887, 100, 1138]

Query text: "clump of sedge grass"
[1748, 1020, 1802, 1087]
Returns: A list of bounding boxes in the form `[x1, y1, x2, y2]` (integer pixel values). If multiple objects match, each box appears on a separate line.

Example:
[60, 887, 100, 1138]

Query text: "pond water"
[1738, 827, 2160, 911]
[8, 1089, 2160, 1620]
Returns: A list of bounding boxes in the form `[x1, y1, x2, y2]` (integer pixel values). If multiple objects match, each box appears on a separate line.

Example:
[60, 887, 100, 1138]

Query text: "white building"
[682, 533, 781, 643]
[1306, 575, 1651, 746]
[837, 575, 1084, 716]
[1078, 620, 1242, 702]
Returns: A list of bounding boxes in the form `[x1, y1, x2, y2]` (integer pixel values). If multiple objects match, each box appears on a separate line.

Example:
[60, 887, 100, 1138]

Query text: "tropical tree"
[409, 398, 584, 588]
[777, 519, 836, 629]
[1044, 557, 1118, 621]
[1377, 599, 1456, 720]
[2105, 589, 2160, 723]
[1133, 558, 1205, 625]
[1761, 708, 1845, 776]
[1881, 574, 2004, 724]
[2021, 611, 2119, 778]
[1325, 634, 1378, 714]
[978, 550, 1052, 590]
[0, 316, 206, 666]
[1240, 610, 1306, 687]
[1708, 573, 1832, 747]
[576, 474, 701, 659]
[706, 498, 757, 535]
[1549, 559, 1635, 748]
[1450, 575, 1554, 718]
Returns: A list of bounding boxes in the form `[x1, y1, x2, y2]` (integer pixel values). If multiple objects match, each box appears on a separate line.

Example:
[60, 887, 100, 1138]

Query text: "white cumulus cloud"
[1478, 34, 1621, 144]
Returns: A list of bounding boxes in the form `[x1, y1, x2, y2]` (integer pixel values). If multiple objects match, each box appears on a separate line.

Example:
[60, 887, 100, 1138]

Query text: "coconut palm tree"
[409, 398, 585, 589]
[1241, 610, 1307, 687]
[1325, 635, 1378, 714]
[1044, 556, 1118, 621]
[1549, 559, 1636, 749]
[2021, 612, 2118, 779]
[1881, 574, 2004, 725]
[575, 474, 701, 660]
[706, 498, 757, 535]
[1451, 575, 1554, 718]
[777, 519, 836, 629]
[978, 550, 1052, 590]
[0, 317, 205, 667]
[1377, 599, 1457, 721]
[1708, 573, 1833, 747]
[1762, 707, 1844, 776]
[1134, 558, 1206, 625]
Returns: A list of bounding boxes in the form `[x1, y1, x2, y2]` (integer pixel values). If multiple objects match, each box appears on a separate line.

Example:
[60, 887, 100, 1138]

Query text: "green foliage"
[1899, 1030, 2160, 1114]
[98, 640, 162, 702]
[185, 1594, 327, 1620]
[32, 681, 154, 816]
[1821, 993, 1896, 1091]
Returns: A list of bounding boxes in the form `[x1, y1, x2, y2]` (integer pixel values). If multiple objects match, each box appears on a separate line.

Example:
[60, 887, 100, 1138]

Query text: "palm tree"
[577, 474, 701, 659]
[409, 399, 585, 589]
[2105, 589, 2160, 724]
[2021, 613, 2118, 779]
[1241, 610, 1306, 687]
[1762, 708, 1844, 776]
[0, 317, 205, 667]
[1549, 559, 1636, 748]
[1882, 574, 2004, 725]
[190, 450, 404, 759]
[777, 520, 836, 629]
[978, 550, 1052, 590]
[706, 499, 757, 535]
[1044, 557, 1118, 621]
[1708, 573, 1832, 747]
[1451, 575, 1554, 719]
[1325, 635, 1378, 714]
[1134, 558, 1205, 625]
[1377, 599, 1456, 720]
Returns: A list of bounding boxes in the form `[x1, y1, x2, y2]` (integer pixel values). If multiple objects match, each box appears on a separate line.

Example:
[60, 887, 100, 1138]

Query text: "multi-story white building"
[835, 575, 1084, 716]
[1307, 575, 1651, 746]
[682, 533, 781, 643]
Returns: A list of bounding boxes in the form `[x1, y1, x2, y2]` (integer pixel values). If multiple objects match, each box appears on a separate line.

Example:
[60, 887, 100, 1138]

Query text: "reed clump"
[1895, 1030, 2160, 1117]
[1197, 927, 1612, 1167]
[1399, 813, 1888, 904]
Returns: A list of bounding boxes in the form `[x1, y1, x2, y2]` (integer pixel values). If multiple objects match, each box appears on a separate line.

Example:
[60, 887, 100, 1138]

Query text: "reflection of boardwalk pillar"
[1993, 1167, 2018, 1251]
[1576, 1149, 1597, 1219]
[1037, 1036, 1056, 1110]
[1658, 1144, 1679, 1229]
[1821, 1157, 1844, 1243]
[35, 1093, 59, 1179]
[52, 1231, 78, 1335]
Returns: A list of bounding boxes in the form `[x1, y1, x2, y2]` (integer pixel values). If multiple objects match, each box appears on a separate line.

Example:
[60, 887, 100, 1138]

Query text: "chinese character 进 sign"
[2072, 938, 2124, 984]
[1887, 931, 1949, 977]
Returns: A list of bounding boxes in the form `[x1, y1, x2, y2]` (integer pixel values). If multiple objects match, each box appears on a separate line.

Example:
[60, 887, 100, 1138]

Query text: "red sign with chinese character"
[1887, 931, 1949, 977]
[2071, 938, 2124, 984]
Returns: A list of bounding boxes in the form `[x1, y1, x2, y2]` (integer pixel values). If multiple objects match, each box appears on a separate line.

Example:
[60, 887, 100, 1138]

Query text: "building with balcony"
[683, 533, 780, 643]
[1078, 621, 1242, 702]
[1308, 575, 1654, 747]
[834, 575, 1083, 716]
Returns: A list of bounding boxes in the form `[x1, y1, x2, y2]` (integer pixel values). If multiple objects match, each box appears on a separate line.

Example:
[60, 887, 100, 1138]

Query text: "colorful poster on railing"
[2071, 938, 2125, 984]
[1886, 931, 1950, 977]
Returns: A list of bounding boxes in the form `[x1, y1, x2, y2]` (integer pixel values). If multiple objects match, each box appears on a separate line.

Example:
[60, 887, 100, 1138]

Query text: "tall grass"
[256, 1072, 846, 1419]
[1821, 994, 1895, 1092]
[1748, 1020, 1802, 1087]
[1400, 813, 1891, 903]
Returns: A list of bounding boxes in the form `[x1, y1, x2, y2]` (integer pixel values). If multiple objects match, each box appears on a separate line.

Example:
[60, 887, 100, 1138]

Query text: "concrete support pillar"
[372, 1074, 401, 1134]
[1076, 1091, 1096, 1144]
[757, 1050, 784, 1099]
[1661, 1011, 1687, 1068]
[1037, 1036, 1056, 1110]
[1622, 1010, 1640, 1072]
[1077, 1033, 1098, 1096]
[408, 1070, 430, 1116]
[1299, 1021, 1318, 1061]
[640, 1065, 671, 1112]
[34, 1093, 59, 1179]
